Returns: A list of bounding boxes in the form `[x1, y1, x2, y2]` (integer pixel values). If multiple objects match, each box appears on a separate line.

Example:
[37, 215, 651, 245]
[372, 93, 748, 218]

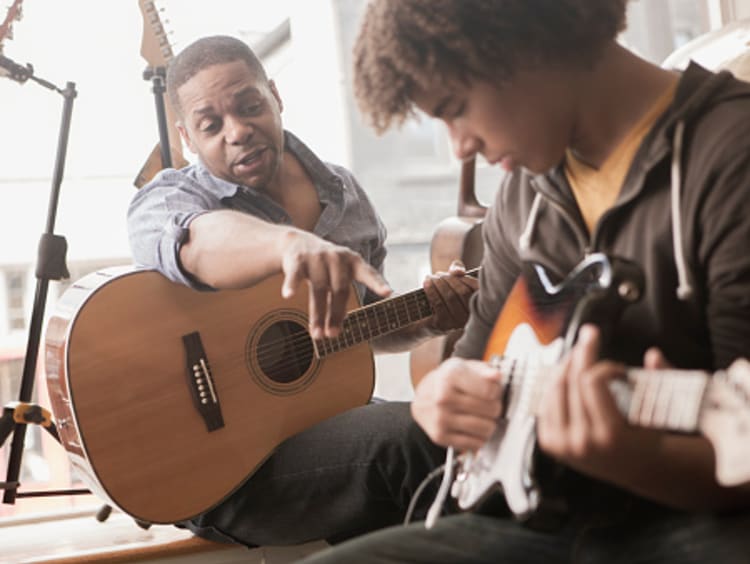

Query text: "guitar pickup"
[182, 332, 224, 432]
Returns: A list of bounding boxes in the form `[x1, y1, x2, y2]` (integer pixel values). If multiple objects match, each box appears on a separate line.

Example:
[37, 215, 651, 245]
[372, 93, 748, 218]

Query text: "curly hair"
[166, 35, 268, 116]
[353, 0, 628, 133]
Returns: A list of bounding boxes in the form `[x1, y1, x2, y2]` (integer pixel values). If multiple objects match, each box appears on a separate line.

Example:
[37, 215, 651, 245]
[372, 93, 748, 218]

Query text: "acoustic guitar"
[133, 0, 188, 188]
[44, 265, 477, 524]
[448, 253, 750, 518]
[409, 158, 487, 387]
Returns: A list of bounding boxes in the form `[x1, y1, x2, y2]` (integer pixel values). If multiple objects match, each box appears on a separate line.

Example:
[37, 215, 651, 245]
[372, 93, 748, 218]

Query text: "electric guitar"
[44, 266, 477, 524]
[133, 0, 188, 188]
[450, 254, 750, 519]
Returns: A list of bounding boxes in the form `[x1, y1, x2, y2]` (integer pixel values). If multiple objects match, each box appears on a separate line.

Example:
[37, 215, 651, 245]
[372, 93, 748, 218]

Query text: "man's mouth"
[234, 147, 267, 173]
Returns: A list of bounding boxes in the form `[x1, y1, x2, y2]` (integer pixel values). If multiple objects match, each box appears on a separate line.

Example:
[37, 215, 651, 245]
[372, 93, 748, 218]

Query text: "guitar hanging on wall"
[133, 0, 188, 188]
[0, 0, 25, 54]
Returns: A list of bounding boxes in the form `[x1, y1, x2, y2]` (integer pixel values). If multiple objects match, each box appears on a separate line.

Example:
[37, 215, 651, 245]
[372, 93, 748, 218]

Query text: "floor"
[0, 508, 328, 564]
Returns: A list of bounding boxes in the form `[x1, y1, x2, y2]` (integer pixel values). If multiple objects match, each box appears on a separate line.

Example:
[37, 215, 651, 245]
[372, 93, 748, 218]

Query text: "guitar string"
[224, 278, 452, 365]
[251, 293, 431, 360]
[204, 342, 705, 434]
[247, 310, 430, 373]
[255, 304, 416, 362]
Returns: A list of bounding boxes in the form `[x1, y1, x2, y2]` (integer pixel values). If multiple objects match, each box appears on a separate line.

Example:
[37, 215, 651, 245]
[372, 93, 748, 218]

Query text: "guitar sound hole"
[256, 321, 313, 384]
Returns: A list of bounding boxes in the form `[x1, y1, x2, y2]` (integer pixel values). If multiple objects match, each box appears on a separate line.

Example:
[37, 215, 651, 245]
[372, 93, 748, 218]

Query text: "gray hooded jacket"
[454, 63, 750, 371]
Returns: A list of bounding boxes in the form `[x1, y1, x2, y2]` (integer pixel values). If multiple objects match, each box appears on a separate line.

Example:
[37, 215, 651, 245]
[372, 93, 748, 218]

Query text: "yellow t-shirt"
[565, 82, 678, 233]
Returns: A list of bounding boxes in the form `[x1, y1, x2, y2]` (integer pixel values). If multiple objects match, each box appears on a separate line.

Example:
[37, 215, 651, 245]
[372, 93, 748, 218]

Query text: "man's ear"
[269, 79, 284, 113]
[177, 122, 197, 153]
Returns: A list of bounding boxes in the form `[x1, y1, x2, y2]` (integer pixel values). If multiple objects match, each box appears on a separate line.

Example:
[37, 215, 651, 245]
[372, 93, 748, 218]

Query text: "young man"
[301, 1, 750, 562]
[127, 35, 477, 546]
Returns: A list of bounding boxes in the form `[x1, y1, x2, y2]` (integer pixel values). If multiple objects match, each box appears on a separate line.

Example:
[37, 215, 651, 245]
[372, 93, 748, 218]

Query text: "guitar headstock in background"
[134, 0, 188, 188]
[699, 358, 750, 487]
[138, 0, 174, 67]
[0, 0, 25, 53]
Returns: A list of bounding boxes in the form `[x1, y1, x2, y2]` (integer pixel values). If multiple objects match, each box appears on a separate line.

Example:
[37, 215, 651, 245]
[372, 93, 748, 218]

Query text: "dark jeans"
[299, 502, 750, 564]
[179, 401, 445, 547]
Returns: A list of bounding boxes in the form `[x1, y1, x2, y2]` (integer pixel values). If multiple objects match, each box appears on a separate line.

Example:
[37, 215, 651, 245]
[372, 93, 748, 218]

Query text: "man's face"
[413, 70, 576, 174]
[176, 59, 284, 189]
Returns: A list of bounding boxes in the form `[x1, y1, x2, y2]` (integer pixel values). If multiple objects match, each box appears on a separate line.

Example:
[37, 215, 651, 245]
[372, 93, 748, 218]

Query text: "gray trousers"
[180, 401, 446, 547]
[300, 499, 750, 564]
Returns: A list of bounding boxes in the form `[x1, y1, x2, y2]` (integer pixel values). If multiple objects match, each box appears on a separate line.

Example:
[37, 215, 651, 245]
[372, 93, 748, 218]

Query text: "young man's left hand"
[423, 260, 479, 333]
[536, 324, 670, 484]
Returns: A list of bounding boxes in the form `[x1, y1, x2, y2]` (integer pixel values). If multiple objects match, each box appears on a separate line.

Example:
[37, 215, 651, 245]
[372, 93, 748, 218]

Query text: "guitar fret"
[639, 376, 659, 427]
[626, 369, 707, 432]
[315, 273, 478, 358]
[651, 373, 673, 428]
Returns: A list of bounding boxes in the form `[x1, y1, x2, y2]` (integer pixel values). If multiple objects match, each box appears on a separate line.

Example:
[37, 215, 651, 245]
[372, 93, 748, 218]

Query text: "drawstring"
[519, 192, 543, 253]
[520, 124, 693, 303]
[671, 120, 694, 301]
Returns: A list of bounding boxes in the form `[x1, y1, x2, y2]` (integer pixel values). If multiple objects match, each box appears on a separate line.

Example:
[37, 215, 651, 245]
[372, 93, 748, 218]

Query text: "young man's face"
[413, 70, 576, 174]
[176, 59, 284, 189]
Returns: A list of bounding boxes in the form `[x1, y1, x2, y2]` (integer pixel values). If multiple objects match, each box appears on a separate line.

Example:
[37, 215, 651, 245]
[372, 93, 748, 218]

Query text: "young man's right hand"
[279, 230, 392, 339]
[411, 357, 503, 452]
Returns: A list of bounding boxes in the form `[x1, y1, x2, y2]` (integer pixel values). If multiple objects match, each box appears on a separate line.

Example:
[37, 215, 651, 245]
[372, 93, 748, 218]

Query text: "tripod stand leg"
[0, 407, 16, 445]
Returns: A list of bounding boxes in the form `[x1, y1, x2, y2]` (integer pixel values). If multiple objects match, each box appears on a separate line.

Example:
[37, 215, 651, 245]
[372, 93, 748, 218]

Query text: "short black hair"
[166, 35, 268, 116]
[354, 0, 628, 133]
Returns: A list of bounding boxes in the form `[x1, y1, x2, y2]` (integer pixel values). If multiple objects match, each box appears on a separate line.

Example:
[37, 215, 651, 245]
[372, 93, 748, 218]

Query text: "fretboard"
[491, 355, 709, 434]
[614, 368, 708, 433]
[315, 287, 434, 358]
[315, 268, 479, 358]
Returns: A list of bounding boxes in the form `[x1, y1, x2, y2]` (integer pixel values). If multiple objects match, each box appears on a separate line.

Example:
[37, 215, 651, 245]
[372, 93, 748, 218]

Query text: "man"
[127, 35, 476, 546]
[301, 1, 750, 562]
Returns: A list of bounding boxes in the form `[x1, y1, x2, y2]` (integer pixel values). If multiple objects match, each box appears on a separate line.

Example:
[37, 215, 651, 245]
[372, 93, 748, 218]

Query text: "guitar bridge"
[182, 332, 224, 432]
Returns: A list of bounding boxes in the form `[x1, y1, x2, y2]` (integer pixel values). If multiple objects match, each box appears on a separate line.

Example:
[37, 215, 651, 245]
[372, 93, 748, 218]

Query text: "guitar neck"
[134, 0, 187, 188]
[500, 358, 710, 435]
[614, 368, 709, 433]
[316, 267, 479, 357]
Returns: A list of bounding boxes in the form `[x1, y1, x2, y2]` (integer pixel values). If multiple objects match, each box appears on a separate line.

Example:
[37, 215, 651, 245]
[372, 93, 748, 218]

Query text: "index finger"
[351, 259, 392, 298]
[446, 359, 503, 400]
[571, 324, 600, 375]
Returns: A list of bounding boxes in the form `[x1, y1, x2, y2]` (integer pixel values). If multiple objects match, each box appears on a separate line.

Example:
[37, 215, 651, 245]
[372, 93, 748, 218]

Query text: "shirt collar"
[193, 130, 344, 207]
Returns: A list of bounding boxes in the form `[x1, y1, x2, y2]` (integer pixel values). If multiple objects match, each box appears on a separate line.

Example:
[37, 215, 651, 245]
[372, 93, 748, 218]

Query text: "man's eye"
[450, 102, 466, 119]
[241, 103, 262, 116]
[200, 120, 219, 133]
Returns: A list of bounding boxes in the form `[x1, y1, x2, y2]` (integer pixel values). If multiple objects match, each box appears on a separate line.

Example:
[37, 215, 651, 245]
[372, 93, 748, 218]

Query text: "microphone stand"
[0, 54, 87, 504]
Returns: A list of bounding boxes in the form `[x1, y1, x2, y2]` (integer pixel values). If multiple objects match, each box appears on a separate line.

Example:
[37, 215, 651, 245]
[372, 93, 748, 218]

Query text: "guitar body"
[451, 254, 644, 517]
[45, 267, 374, 524]
[409, 216, 484, 387]
[410, 158, 487, 389]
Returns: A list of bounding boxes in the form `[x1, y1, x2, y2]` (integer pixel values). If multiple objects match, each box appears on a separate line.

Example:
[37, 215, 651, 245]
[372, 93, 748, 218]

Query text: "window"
[5, 270, 27, 332]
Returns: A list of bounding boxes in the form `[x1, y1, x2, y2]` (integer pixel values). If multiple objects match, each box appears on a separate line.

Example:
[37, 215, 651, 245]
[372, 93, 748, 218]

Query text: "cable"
[403, 460, 451, 526]
[425, 447, 456, 529]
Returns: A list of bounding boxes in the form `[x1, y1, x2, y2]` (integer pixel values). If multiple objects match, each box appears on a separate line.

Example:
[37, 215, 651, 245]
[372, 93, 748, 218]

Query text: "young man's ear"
[177, 122, 197, 153]
[269, 79, 284, 113]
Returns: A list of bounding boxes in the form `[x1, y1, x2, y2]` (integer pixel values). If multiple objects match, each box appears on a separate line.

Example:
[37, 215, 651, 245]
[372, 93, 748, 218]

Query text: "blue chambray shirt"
[127, 130, 387, 303]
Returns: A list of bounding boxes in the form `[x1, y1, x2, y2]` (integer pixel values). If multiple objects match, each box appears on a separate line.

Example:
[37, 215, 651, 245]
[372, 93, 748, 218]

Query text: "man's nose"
[225, 116, 254, 145]
[449, 126, 481, 161]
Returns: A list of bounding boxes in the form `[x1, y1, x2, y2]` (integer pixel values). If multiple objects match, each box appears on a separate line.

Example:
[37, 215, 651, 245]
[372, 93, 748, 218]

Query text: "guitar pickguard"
[452, 325, 564, 516]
